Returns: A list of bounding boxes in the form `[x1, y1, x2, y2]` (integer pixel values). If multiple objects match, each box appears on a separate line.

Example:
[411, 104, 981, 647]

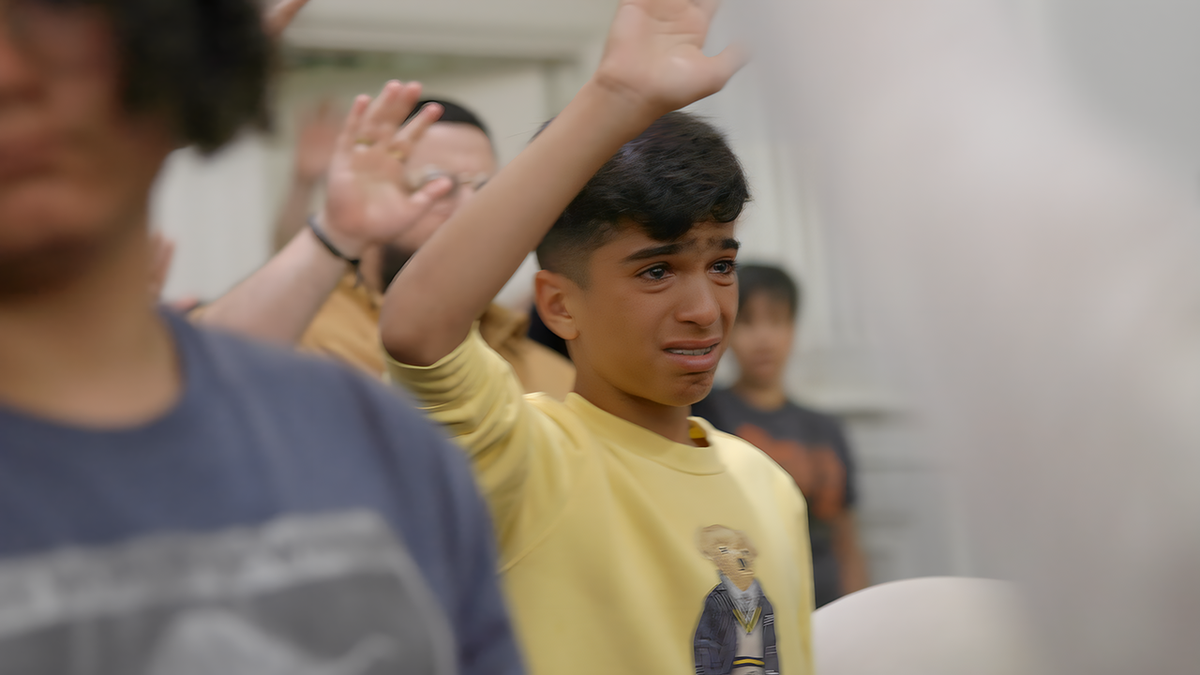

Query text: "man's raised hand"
[320, 81, 453, 257]
[595, 0, 745, 119]
[294, 100, 342, 184]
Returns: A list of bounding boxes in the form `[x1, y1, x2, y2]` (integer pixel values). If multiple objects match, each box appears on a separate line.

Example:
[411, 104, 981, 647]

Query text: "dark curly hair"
[18, 0, 272, 152]
[535, 111, 750, 285]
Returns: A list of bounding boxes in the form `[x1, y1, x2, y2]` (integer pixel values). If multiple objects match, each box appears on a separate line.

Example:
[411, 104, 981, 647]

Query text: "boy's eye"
[640, 264, 670, 281]
[712, 260, 737, 275]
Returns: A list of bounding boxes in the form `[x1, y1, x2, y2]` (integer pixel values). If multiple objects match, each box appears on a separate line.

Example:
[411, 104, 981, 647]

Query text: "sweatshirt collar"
[564, 394, 726, 475]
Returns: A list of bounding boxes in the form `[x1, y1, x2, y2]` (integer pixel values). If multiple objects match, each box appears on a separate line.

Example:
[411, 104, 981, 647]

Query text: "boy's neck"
[574, 374, 700, 446]
[732, 377, 788, 412]
[0, 224, 182, 427]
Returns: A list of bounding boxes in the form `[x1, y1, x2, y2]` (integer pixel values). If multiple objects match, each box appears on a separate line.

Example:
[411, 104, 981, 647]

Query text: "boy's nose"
[676, 277, 722, 327]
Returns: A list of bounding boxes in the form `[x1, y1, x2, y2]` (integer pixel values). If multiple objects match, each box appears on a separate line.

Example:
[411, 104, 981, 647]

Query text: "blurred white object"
[493, 253, 540, 312]
[748, 0, 1200, 673]
[813, 577, 1048, 675]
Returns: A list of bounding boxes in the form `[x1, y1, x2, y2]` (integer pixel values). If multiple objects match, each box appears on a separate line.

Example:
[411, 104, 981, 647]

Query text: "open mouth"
[665, 346, 716, 356]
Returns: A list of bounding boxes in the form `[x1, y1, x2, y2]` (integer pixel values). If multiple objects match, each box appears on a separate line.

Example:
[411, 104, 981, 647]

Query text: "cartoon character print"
[693, 525, 779, 675]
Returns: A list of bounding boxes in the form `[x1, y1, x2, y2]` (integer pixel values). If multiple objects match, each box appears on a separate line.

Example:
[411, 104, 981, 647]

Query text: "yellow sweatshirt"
[388, 329, 814, 675]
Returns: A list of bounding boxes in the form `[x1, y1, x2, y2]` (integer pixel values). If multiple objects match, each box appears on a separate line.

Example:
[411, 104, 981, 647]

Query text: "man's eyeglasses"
[406, 167, 490, 199]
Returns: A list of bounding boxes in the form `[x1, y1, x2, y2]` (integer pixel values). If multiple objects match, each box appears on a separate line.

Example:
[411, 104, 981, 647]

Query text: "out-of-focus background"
[152, 0, 1200, 588]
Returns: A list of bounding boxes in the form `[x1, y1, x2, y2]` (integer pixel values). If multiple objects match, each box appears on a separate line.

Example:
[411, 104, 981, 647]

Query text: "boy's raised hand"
[595, 0, 744, 119]
[320, 81, 454, 257]
[380, 1, 741, 366]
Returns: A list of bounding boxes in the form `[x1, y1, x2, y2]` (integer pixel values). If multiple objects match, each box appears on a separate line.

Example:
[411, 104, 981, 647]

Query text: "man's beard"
[0, 225, 127, 300]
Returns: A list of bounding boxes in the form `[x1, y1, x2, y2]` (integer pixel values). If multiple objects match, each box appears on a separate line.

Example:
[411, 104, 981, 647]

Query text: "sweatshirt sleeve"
[385, 328, 576, 558]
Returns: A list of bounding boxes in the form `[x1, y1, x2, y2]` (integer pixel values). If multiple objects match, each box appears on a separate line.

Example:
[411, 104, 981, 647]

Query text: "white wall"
[286, 0, 617, 59]
[1044, 0, 1200, 179]
[153, 56, 556, 302]
[152, 138, 272, 302]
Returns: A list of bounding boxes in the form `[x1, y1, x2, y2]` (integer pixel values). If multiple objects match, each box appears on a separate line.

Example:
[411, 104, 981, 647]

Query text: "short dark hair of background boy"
[536, 111, 750, 285]
[693, 263, 871, 608]
[738, 263, 800, 319]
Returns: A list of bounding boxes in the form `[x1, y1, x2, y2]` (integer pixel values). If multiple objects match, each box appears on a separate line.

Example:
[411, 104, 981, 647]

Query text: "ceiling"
[286, 0, 619, 59]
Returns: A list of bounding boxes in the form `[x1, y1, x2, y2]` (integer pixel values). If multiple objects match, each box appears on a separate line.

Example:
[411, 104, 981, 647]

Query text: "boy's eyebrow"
[622, 241, 690, 263]
[621, 237, 739, 264]
[718, 238, 741, 252]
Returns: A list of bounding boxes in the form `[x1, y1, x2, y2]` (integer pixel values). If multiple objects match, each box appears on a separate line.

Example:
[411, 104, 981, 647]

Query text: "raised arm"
[271, 101, 341, 252]
[194, 83, 452, 344]
[380, 0, 744, 366]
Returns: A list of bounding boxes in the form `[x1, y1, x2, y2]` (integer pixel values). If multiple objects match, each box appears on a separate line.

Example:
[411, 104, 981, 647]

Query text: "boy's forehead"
[600, 222, 739, 263]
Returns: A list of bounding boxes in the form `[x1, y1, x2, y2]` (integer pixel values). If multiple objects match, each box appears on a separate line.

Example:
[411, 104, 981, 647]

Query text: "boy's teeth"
[667, 347, 713, 356]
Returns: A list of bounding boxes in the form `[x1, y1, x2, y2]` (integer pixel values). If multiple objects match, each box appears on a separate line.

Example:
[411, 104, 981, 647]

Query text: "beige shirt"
[299, 272, 576, 399]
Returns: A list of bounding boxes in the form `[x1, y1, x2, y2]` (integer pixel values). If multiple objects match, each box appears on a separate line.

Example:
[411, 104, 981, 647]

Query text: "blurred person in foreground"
[194, 95, 575, 397]
[693, 264, 869, 608]
[752, 0, 1200, 673]
[380, 0, 815, 673]
[0, 1, 522, 673]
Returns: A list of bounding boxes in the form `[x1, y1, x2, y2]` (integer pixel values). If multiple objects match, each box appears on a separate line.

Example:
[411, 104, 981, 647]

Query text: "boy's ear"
[534, 269, 580, 341]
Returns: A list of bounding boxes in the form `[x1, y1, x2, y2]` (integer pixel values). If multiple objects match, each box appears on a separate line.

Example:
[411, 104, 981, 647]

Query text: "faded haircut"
[737, 263, 801, 321]
[535, 111, 750, 285]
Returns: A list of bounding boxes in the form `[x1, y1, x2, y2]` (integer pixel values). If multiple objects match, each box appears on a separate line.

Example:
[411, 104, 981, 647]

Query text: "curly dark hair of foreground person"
[13, 0, 273, 152]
